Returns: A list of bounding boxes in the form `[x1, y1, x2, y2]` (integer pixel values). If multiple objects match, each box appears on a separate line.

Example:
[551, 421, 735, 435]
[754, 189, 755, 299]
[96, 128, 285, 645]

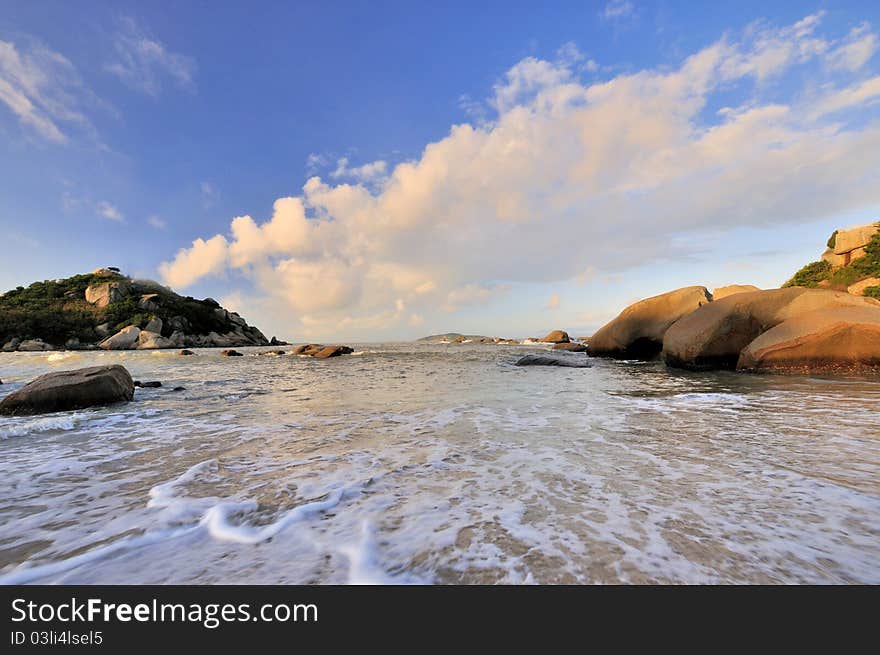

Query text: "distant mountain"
[0, 268, 270, 351]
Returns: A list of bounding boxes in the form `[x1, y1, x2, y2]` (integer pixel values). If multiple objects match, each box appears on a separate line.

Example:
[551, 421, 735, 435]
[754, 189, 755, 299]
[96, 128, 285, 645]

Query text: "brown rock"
[541, 330, 570, 343]
[179, 349, 195, 356]
[847, 277, 880, 296]
[590, 286, 712, 359]
[292, 344, 325, 356]
[712, 285, 760, 300]
[737, 306, 880, 374]
[313, 345, 354, 359]
[0, 365, 134, 416]
[552, 342, 587, 352]
[220, 349, 243, 357]
[663, 288, 880, 370]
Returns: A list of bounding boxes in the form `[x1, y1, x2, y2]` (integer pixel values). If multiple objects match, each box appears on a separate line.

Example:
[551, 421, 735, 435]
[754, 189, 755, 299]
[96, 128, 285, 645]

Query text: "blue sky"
[2, 1, 880, 341]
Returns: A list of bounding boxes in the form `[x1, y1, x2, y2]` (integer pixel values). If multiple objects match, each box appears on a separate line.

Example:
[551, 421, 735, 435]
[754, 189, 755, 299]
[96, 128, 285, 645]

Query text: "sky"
[2, 1, 880, 341]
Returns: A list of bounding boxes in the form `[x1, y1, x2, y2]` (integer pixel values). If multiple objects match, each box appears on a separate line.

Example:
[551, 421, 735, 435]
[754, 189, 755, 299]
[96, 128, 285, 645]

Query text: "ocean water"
[1, 343, 878, 584]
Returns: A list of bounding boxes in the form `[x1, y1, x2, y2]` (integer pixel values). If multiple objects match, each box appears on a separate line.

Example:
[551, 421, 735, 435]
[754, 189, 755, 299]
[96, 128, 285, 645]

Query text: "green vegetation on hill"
[782, 260, 831, 288]
[784, 231, 880, 290]
[0, 271, 231, 345]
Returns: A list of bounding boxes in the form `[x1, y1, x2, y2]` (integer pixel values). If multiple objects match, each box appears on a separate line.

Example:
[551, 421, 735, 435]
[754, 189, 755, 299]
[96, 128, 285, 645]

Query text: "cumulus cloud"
[0, 38, 94, 143]
[104, 17, 196, 96]
[160, 14, 880, 339]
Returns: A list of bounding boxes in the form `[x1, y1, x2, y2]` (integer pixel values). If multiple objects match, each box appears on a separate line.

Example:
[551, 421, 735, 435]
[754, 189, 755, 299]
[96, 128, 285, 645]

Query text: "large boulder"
[137, 330, 176, 350]
[2, 338, 21, 352]
[737, 306, 880, 374]
[292, 344, 326, 356]
[515, 355, 591, 368]
[712, 285, 760, 300]
[143, 317, 163, 334]
[138, 294, 160, 312]
[17, 339, 53, 352]
[663, 288, 880, 370]
[313, 345, 354, 359]
[847, 277, 880, 296]
[85, 280, 130, 308]
[541, 330, 570, 343]
[833, 223, 879, 259]
[0, 365, 134, 416]
[99, 326, 141, 350]
[589, 286, 712, 359]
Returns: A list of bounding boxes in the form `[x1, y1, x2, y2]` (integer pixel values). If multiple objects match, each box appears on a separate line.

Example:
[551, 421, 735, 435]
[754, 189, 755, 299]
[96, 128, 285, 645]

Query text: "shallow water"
[1, 343, 878, 584]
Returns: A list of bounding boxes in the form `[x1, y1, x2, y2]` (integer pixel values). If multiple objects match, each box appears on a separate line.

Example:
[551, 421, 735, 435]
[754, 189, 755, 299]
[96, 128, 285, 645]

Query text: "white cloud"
[330, 157, 388, 183]
[104, 17, 196, 96]
[148, 215, 167, 229]
[0, 38, 93, 143]
[827, 23, 877, 72]
[97, 201, 124, 222]
[159, 14, 880, 339]
[602, 1, 635, 22]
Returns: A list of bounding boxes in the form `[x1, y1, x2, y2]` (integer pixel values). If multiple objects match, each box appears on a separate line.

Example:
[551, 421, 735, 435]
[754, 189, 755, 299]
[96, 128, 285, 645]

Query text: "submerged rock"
[515, 355, 591, 368]
[0, 365, 134, 416]
[221, 349, 244, 357]
[589, 286, 712, 359]
[179, 349, 195, 356]
[314, 345, 355, 359]
[134, 381, 162, 388]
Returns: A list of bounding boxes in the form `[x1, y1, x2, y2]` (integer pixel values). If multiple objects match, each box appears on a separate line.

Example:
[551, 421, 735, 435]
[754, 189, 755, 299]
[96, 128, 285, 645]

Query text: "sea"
[1, 342, 878, 584]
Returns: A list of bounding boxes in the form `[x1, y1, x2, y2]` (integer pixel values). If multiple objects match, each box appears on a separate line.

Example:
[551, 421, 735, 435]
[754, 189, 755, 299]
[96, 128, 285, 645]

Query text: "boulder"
[847, 277, 880, 296]
[590, 286, 712, 359]
[221, 349, 243, 357]
[292, 344, 325, 356]
[541, 330, 570, 343]
[712, 285, 761, 300]
[313, 345, 354, 359]
[821, 248, 849, 269]
[18, 339, 53, 351]
[94, 323, 112, 338]
[137, 330, 176, 350]
[515, 355, 591, 368]
[99, 326, 141, 350]
[85, 280, 130, 308]
[167, 316, 191, 333]
[179, 349, 195, 356]
[663, 288, 880, 370]
[144, 317, 163, 334]
[737, 306, 880, 374]
[0, 365, 134, 416]
[138, 294, 160, 312]
[134, 380, 162, 388]
[2, 338, 21, 352]
[833, 222, 879, 255]
[552, 342, 587, 352]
